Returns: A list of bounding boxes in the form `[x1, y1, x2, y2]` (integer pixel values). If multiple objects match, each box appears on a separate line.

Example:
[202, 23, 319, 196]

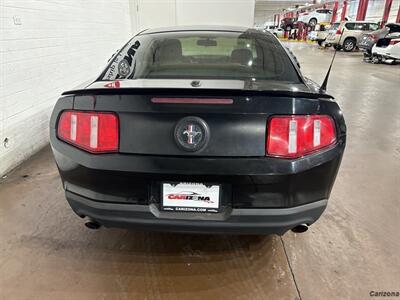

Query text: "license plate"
[161, 182, 220, 213]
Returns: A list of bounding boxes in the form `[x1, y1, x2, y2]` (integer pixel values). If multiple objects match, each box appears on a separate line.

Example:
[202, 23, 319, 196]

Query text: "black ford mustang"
[50, 26, 346, 235]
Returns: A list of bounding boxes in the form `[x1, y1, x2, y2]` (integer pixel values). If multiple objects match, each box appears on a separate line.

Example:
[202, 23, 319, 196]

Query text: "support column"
[356, 0, 369, 21]
[332, 1, 339, 23]
[341, 1, 348, 21]
[381, 0, 393, 27]
[396, 4, 400, 23]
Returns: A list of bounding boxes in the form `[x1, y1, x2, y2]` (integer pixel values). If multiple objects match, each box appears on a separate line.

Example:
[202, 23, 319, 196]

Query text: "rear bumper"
[325, 37, 339, 45]
[52, 142, 343, 234]
[358, 43, 372, 50]
[378, 50, 400, 60]
[67, 191, 328, 235]
[52, 142, 344, 209]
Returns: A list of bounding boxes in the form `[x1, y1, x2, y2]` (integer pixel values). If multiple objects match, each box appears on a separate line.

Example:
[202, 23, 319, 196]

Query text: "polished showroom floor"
[0, 43, 399, 300]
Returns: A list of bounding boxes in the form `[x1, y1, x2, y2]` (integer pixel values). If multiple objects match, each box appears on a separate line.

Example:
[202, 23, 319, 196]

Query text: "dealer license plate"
[161, 182, 220, 213]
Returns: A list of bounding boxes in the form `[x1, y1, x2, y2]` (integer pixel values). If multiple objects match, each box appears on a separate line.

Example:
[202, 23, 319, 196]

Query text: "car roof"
[342, 21, 377, 24]
[140, 25, 251, 35]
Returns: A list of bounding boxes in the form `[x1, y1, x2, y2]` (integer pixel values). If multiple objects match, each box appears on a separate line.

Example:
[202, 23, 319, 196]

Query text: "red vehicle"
[280, 17, 298, 31]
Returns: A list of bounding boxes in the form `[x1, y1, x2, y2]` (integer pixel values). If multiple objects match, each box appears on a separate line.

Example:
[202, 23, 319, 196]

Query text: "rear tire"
[343, 38, 356, 52]
[317, 40, 323, 46]
[309, 18, 317, 27]
[372, 54, 382, 64]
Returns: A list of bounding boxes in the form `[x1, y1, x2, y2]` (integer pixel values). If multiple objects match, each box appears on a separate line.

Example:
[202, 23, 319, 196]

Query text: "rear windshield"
[101, 31, 301, 83]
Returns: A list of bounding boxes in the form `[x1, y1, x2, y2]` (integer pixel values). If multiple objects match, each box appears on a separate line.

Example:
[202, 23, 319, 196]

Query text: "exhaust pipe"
[85, 219, 101, 230]
[291, 224, 308, 233]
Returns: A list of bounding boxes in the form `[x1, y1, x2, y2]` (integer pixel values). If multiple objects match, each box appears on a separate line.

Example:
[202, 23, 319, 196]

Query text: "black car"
[50, 26, 346, 235]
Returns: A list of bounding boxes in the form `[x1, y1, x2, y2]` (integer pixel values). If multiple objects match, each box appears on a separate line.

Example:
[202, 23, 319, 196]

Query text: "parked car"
[265, 25, 277, 32]
[325, 21, 379, 52]
[298, 9, 332, 27]
[273, 27, 285, 38]
[358, 23, 400, 57]
[263, 21, 277, 31]
[49, 25, 346, 235]
[372, 32, 400, 63]
[280, 17, 298, 31]
[316, 23, 340, 46]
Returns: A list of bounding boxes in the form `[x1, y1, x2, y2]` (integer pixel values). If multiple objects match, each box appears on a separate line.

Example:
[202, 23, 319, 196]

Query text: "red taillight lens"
[57, 111, 119, 153]
[336, 28, 342, 34]
[266, 115, 336, 158]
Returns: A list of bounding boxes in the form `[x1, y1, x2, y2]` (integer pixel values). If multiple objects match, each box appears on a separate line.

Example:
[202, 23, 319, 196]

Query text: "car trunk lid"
[69, 90, 324, 157]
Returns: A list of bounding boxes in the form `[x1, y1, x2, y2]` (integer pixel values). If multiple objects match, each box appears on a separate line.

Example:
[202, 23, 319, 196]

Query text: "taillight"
[57, 111, 119, 153]
[266, 115, 336, 158]
[336, 28, 342, 35]
[369, 34, 377, 41]
[389, 39, 400, 45]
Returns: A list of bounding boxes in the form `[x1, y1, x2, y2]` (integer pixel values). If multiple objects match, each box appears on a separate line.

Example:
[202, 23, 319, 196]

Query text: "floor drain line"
[280, 236, 302, 300]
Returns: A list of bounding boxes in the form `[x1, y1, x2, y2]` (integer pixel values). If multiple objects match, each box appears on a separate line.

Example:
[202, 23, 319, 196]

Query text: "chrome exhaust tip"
[291, 224, 309, 233]
[84, 219, 101, 230]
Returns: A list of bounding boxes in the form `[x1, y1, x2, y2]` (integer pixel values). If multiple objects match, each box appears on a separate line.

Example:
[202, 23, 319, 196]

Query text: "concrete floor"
[0, 43, 399, 300]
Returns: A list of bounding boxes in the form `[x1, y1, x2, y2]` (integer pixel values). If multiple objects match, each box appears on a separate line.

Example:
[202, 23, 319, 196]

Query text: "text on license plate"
[161, 182, 220, 213]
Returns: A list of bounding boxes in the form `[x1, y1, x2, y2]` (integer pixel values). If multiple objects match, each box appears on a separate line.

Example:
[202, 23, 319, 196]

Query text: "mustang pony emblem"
[174, 117, 210, 152]
[183, 124, 202, 145]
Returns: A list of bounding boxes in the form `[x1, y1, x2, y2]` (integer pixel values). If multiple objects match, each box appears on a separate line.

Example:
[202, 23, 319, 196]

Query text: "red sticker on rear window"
[104, 81, 120, 88]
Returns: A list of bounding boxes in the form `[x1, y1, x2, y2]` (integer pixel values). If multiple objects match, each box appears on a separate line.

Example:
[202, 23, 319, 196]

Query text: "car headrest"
[231, 49, 253, 66]
[155, 39, 183, 63]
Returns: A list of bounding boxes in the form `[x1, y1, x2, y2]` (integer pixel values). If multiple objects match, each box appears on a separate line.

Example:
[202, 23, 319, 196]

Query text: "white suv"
[325, 21, 379, 52]
[298, 9, 332, 26]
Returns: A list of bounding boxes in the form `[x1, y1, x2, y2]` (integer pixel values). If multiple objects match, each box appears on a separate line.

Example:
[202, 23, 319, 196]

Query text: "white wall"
[132, 0, 255, 30]
[131, 0, 176, 29]
[176, 0, 255, 27]
[0, 0, 133, 176]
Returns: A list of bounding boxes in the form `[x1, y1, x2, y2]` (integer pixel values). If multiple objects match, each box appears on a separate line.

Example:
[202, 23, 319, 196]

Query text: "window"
[353, 23, 367, 30]
[346, 23, 369, 31]
[368, 23, 379, 31]
[101, 31, 301, 83]
[387, 24, 400, 33]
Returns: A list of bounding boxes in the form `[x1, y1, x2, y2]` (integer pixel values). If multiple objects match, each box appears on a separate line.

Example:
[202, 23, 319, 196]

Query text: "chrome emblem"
[183, 124, 202, 145]
[118, 59, 130, 77]
[174, 117, 209, 152]
[191, 80, 201, 87]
